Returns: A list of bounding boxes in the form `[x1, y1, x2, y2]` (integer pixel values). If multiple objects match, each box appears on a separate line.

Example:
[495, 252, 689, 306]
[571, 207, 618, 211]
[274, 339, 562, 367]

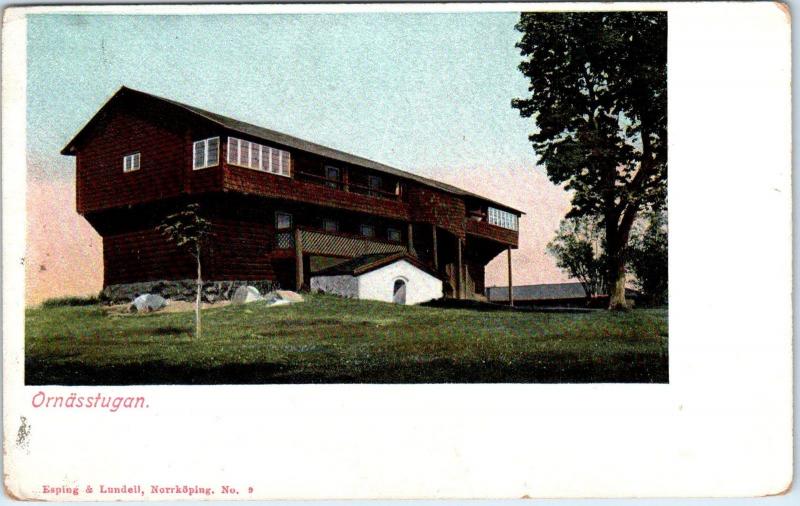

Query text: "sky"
[25, 12, 573, 304]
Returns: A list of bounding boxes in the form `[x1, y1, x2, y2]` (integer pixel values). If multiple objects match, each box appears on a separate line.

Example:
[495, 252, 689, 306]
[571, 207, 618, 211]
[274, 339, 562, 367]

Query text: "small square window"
[276, 212, 292, 230]
[360, 224, 375, 238]
[323, 219, 339, 233]
[387, 228, 401, 242]
[123, 152, 140, 172]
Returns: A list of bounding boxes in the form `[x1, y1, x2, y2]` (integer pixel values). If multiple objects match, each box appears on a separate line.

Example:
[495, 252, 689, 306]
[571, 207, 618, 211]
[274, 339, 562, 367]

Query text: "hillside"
[26, 294, 668, 384]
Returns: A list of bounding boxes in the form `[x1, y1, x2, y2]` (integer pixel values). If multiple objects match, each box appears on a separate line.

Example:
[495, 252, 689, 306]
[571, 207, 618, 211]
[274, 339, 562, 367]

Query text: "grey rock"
[130, 294, 167, 313]
[232, 285, 263, 304]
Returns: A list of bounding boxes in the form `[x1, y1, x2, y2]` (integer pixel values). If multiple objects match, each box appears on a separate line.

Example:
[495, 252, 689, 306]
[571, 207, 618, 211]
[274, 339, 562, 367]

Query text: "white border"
[2, 2, 793, 500]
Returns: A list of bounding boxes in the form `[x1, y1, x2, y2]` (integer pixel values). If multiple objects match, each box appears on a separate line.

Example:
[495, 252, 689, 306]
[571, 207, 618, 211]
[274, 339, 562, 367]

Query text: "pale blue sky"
[27, 13, 538, 179]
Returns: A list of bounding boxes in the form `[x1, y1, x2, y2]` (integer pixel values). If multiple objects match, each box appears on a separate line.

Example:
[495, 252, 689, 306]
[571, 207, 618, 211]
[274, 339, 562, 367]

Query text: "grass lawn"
[26, 294, 668, 384]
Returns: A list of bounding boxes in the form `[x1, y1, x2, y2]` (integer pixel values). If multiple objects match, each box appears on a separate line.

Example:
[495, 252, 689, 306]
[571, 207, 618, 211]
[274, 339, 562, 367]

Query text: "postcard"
[2, 2, 792, 500]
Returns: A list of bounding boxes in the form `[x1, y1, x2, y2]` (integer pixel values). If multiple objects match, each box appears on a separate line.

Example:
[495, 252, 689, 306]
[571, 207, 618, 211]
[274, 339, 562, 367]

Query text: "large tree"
[512, 12, 667, 309]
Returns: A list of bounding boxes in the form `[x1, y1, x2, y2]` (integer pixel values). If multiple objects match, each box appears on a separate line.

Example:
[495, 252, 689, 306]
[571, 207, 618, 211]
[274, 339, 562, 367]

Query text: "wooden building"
[61, 87, 522, 300]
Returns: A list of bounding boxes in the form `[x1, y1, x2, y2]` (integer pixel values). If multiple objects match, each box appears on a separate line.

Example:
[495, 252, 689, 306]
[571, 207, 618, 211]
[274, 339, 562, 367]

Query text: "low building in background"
[487, 283, 639, 308]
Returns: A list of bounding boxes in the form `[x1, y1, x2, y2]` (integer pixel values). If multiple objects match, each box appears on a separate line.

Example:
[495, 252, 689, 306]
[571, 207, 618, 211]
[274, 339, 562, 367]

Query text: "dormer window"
[123, 152, 140, 172]
[193, 137, 219, 170]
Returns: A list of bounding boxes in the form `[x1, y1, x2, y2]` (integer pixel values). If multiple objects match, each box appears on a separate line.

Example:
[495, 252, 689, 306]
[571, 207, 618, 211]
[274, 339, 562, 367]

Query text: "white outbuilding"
[310, 252, 443, 305]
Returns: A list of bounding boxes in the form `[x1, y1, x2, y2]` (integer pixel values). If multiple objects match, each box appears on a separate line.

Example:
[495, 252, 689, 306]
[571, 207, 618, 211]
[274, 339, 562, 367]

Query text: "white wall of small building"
[356, 260, 443, 305]
[310, 274, 358, 298]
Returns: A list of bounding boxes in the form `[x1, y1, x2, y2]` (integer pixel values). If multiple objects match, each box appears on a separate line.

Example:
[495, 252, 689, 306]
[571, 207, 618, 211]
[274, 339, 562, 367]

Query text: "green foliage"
[547, 217, 607, 298]
[629, 210, 668, 306]
[25, 294, 668, 384]
[512, 12, 667, 307]
[156, 203, 212, 258]
[40, 295, 100, 308]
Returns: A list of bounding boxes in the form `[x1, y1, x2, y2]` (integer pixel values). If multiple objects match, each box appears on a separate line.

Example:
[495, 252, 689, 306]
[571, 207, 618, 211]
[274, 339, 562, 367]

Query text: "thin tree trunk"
[196, 245, 202, 339]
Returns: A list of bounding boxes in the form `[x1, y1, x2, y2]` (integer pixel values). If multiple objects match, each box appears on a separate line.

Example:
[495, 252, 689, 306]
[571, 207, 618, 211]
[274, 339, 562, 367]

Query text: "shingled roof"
[61, 86, 524, 215]
[312, 252, 442, 279]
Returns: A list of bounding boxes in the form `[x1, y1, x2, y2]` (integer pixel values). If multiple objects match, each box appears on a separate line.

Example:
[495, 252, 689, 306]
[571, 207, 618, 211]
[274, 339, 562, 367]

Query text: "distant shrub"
[41, 295, 100, 308]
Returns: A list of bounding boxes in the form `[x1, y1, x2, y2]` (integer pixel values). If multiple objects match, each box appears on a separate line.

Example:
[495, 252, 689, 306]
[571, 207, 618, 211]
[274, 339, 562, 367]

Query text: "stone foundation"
[101, 279, 280, 304]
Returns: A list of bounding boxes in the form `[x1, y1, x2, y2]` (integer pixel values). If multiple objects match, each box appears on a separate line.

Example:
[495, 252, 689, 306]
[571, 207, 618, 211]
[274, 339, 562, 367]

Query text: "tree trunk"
[195, 246, 202, 339]
[606, 207, 638, 311]
[608, 257, 628, 310]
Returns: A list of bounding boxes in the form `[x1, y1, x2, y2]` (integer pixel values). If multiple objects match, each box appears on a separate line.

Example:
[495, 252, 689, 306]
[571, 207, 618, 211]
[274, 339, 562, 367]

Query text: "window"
[360, 224, 375, 238]
[275, 212, 292, 230]
[368, 175, 382, 196]
[325, 166, 340, 189]
[323, 219, 339, 233]
[387, 227, 401, 242]
[487, 207, 519, 231]
[193, 137, 219, 170]
[123, 152, 140, 172]
[228, 137, 291, 177]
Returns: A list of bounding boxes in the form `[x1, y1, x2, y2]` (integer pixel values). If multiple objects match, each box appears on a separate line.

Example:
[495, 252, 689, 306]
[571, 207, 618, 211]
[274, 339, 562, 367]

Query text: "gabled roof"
[60, 86, 523, 215]
[312, 252, 443, 279]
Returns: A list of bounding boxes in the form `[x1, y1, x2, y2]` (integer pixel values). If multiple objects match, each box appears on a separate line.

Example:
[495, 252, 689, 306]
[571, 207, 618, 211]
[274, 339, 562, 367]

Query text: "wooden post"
[431, 224, 439, 270]
[507, 246, 514, 307]
[407, 223, 414, 255]
[456, 237, 463, 299]
[295, 228, 304, 291]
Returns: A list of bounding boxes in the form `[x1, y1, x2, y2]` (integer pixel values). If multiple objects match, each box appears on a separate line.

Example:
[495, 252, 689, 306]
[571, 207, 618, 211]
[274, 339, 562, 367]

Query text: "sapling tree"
[157, 203, 212, 338]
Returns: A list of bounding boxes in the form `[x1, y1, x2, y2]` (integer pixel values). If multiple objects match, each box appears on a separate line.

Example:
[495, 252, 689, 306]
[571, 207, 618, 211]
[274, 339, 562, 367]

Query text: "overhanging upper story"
[61, 86, 522, 247]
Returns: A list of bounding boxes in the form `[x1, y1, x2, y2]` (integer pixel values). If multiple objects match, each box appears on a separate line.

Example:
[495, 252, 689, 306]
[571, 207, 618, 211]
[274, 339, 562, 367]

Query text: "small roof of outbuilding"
[61, 86, 523, 216]
[312, 252, 443, 280]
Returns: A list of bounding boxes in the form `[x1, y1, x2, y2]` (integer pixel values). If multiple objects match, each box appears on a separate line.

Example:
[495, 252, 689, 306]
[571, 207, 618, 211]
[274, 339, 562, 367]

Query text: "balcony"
[465, 217, 519, 247]
[274, 227, 406, 258]
[295, 171, 402, 201]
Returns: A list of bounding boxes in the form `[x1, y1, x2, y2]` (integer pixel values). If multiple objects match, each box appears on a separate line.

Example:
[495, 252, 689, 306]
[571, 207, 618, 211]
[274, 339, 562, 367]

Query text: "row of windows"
[228, 137, 291, 177]
[122, 137, 289, 173]
[275, 212, 401, 242]
[488, 206, 519, 231]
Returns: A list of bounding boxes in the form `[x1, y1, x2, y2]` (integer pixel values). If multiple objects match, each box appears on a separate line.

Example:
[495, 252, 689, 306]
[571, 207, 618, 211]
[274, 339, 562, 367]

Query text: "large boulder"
[232, 285, 263, 304]
[130, 294, 167, 313]
[274, 290, 304, 303]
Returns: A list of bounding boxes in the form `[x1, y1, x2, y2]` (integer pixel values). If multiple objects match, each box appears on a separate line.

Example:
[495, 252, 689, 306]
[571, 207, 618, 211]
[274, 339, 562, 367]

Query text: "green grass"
[40, 294, 101, 308]
[25, 294, 668, 384]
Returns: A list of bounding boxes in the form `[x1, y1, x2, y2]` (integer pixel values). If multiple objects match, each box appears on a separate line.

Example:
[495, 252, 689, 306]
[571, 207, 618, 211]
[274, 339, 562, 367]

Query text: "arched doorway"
[393, 279, 407, 304]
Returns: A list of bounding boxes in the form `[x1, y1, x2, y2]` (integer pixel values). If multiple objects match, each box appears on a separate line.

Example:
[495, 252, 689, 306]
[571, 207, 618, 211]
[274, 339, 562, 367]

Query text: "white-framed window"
[387, 227, 401, 242]
[123, 152, 140, 172]
[193, 137, 219, 170]
[275, 212, 293, 230]
[227, 137, 291, 177]
[360, 224, 375, 238]
[487, 206, 519, 231]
